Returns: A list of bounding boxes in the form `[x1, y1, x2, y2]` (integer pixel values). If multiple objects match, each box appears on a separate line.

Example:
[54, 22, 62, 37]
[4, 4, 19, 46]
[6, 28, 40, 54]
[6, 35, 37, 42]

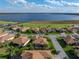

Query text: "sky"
[0, 0, 79, 13]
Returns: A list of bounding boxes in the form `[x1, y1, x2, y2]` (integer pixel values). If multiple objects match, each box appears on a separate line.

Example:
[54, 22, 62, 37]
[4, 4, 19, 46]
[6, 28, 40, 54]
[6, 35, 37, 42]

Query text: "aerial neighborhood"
[0, 23, 79, 59]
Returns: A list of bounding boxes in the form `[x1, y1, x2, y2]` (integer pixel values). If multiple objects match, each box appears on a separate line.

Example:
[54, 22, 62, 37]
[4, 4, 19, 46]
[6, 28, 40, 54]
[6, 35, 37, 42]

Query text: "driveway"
[49, 35, 69, 59]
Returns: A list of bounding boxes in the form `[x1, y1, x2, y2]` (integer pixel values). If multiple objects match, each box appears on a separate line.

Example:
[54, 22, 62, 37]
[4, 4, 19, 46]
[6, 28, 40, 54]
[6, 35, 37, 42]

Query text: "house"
[40, 28, 47, 33]
[0, 33, 15, 43]
[51, 28, 56, 32]
[31, 28, 40, 33]
[20, 27, 30, 32]
[72, 28, 78, 33]
[12, 36, 30, 46]
[0, 32, 8, 37]
[11, 50, 52, 59]
[60, 32, 67, 38]
[0, 28, 4, 33]
[11, 25, 21, 31]
[72, 33, 79, 39]
[74, 49, 79, 58]
[67, 27, 73, 32]
[73, 24, 79, 28]
[33, 35, 48, 48]
[46, 28, 52, 33]
[64, 35, 76, 45]
[20, 50, 52, 59]
[2, 34, 15, 40]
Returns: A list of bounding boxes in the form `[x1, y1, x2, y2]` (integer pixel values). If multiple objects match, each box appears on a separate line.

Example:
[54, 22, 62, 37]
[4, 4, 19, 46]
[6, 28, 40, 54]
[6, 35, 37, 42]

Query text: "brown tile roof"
[0, 33, 8, 37]
[21, 51, 51, 59]
[12, 36, 29, 45]
[21, 52, 32, 59]
[33, 36, 48, 45]
[31, 28, 40, 32]
[39, 52, 50, 58]
[0, 34, 14, 42]
[64, 35, 76, 44]
[20, 27, 30, 32]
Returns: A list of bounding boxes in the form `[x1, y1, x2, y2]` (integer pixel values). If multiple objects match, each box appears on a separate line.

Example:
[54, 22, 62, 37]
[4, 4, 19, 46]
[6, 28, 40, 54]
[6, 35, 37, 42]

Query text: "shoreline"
[0, 20, 79, 24]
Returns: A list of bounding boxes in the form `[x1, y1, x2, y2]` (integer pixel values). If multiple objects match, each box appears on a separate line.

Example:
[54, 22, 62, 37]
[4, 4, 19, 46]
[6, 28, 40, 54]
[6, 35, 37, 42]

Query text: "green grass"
[57, 37, 77, 59]
[0, 48, 8, 59]
[46, 37, 57, 54]
[0, 21, 73, 28]
[0, 21, 16, 24]
[19, 23, 72, 28]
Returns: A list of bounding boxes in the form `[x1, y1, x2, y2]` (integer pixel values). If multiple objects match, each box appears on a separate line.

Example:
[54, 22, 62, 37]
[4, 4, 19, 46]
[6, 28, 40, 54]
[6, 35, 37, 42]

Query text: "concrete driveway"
[49, 35, 69, 59]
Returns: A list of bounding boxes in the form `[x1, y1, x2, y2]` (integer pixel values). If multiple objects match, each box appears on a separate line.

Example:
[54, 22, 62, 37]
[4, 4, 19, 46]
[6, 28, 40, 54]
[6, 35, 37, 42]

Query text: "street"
[49, 35, 69, 59]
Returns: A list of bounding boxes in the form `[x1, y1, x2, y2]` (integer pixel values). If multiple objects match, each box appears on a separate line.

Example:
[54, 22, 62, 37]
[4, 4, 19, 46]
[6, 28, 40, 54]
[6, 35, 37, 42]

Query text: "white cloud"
[60, 1, 79, 7]
[6, 0, 27, 6]
[4, 0, 79, 13]
[45, 0, 79, 7]
[45, 0, 63, 6]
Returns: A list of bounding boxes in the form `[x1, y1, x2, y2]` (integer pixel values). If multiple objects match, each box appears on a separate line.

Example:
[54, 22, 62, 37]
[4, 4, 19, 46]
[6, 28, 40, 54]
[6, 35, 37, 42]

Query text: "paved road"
[49, 35, 69, 59]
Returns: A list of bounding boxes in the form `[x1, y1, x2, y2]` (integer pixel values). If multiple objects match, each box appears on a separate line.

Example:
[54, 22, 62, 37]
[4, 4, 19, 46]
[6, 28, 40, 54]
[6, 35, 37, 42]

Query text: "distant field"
[0, 21, 16, 24]
[30, 20, 79, 24]
[0, 20, 75, 28]
[19, 23, 72, 28]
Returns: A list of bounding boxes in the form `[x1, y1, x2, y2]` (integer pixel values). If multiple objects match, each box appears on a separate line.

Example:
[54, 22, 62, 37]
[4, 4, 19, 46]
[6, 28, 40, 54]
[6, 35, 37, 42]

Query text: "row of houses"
[0, 32, 53, 59]
[9, 25, 71, 33]
[60, 32, 79, 58]
[9, 24, 79, 34]
[19, 50, 52, 59]
[0, 32, 15, 43]
[0, 32, 48, 49]
[0, 32, 30, 46]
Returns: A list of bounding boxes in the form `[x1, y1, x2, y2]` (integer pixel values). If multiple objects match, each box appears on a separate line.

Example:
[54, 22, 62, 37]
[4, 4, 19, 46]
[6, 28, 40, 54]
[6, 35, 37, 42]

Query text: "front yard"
[57, 37, 78, 59]
[0, 48, 8, 59]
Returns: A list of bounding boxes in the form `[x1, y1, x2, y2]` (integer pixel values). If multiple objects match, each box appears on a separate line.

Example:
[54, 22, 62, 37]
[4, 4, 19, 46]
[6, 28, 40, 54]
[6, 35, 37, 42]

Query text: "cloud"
[6, 0, 27, 6]
[6, 0, 52, 8]
[6, 0, 79, 8]
[45, 0, 79, 7]
[4, 0, 79, 13]
[60, 0, 79, 7]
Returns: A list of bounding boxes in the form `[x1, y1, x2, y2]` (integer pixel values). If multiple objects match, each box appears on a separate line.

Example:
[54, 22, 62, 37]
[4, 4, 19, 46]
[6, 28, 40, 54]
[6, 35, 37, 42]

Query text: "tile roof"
[0, 33, 14, 42]
[20, 27, 30, 32]
[21, 52, 32, 59]
[33, 36, 48, 45]
[64, 35, 76, 44]
[12, 36, 29, 45]
[21, 51, 51, 59]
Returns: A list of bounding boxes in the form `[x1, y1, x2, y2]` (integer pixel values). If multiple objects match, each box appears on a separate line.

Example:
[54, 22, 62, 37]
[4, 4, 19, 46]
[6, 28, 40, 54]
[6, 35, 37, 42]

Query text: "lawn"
[46, 37, 57, 54]
[0, 21, 16, 24]
[19, 23, 72, 28]
[57, 37, 78, 59]
[0, 48, 8, 59]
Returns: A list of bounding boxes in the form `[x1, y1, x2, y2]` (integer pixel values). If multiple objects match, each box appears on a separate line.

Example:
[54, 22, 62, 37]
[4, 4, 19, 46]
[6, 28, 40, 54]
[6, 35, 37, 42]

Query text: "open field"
[19, 23, 71, 28]
[0, 20, 73, 28]
[0, 21, 16, 24]
[30, 20, 79, 24]
[0, 20, 79, 28]
[0, 20, 79, 24]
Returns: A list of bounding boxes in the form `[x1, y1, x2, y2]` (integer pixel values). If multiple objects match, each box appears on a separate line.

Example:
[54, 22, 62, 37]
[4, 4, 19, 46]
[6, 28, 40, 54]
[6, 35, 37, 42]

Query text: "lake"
[0, 13, 79, 22]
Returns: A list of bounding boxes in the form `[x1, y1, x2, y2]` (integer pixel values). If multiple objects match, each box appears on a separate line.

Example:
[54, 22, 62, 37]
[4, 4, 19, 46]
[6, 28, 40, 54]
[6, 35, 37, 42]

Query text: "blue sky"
[0, 0, 79, 13]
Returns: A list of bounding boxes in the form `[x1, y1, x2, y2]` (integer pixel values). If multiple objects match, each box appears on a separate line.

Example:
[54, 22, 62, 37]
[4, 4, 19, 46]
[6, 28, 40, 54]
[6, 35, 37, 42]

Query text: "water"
[0, 13, 79, 22]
